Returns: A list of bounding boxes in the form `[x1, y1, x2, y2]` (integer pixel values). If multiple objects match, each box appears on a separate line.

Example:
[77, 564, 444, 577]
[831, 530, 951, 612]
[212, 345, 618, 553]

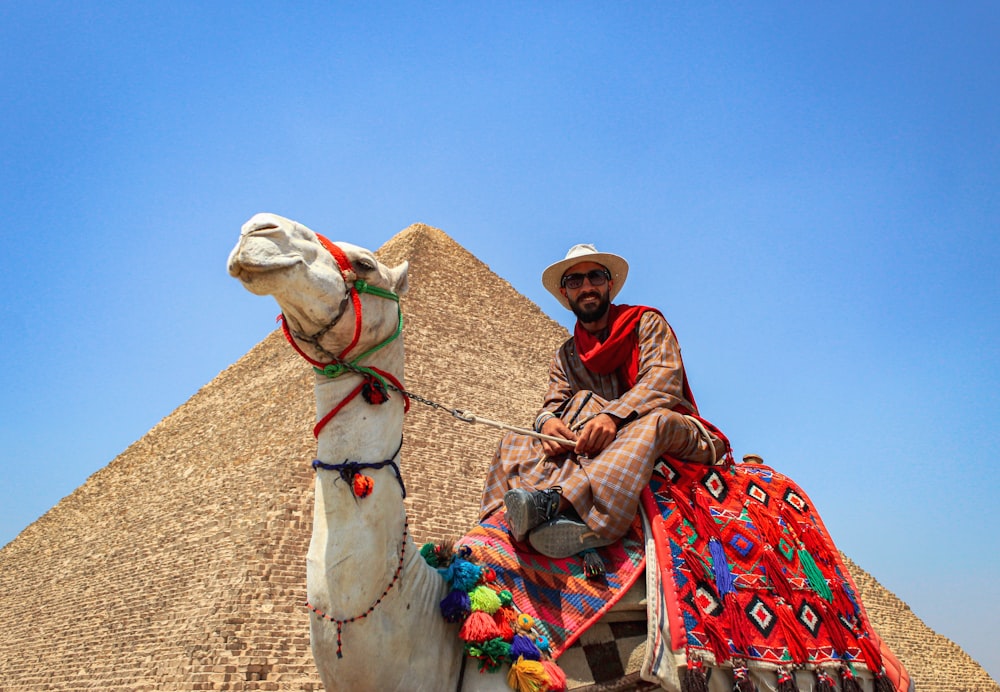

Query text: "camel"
[228, 213, 544, 691]
[228, 213, 902, 692]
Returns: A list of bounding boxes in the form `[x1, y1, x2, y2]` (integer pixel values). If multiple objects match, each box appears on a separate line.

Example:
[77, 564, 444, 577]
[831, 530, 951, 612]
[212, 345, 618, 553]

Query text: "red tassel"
[797, 521, 833, 567]
[692, 487, 723, 542]
[832, 580, 859, 621]
[682, 546, 713, 581]
[856, 632, 885, 678]
[761, 547, 795, 602]
[352, 473, 374, 498]
[540, 660, 567, 691]
[821, 601, 851, 658]
[776, 668, 798, 692]
[459, 610, 500, 643]
[361, 377, 388, 405]
[724, 592, 753, 655]
[701, 617, 731, 664]
[746, 500, 782, 548]
[668, 483, 700, 528]
[493, 609, 514, 640]
[774, 599, 809, 664]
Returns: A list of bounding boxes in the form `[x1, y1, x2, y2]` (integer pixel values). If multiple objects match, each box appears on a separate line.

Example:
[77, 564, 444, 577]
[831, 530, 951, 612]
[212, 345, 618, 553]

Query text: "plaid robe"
[480, 310, 720, 540]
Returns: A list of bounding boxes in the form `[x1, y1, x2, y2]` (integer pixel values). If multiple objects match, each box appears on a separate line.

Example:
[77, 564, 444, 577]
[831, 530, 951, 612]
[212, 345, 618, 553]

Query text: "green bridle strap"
[353, 279, 399, 302]
[313, 281, 403, 382]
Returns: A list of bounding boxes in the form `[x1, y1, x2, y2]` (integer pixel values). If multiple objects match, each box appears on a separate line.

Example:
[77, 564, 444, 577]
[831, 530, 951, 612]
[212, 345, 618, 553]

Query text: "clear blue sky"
[2, 1, 997, 680]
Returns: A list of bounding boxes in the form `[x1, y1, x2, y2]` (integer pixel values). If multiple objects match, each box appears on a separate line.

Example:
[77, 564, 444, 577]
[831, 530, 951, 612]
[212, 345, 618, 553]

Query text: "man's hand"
[539, 417, 577, 458]
[574, 413, 618, 456]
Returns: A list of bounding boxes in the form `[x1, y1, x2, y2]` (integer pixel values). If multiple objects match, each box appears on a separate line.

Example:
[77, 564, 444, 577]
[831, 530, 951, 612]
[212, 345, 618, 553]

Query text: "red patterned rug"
[641, 458, 910, 690]
[458, 508, 646, 658]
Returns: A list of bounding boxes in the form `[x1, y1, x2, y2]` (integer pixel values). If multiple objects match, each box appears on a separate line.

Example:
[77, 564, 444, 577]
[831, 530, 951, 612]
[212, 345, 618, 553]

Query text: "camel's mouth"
[228, 228, 305, 280]
[228, 256, 302, 285]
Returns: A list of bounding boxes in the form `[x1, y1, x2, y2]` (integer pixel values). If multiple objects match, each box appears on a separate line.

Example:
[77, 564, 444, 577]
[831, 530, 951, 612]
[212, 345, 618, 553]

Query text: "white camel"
[228, 213, 895, 692]
[229, 212, 540, 691]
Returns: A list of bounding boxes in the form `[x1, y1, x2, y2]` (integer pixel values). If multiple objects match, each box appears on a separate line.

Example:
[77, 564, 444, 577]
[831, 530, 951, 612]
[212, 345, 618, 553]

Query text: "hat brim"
[542, 252, 629, 310]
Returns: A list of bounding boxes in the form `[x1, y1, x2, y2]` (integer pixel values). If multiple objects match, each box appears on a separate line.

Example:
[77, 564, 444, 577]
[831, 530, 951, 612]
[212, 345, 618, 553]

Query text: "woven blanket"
[640, 458, 910, 690]
[458, 508, 646, 658]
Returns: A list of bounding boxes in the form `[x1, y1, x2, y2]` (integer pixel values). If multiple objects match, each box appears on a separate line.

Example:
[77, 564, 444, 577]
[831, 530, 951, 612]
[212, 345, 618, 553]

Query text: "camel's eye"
[355, 258, 376, 273]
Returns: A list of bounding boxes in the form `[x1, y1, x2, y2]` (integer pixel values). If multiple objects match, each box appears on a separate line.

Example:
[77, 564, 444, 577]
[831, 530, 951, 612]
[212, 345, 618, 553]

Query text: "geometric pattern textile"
[457, 508, 646, 659]
[640, 458, 910, 690]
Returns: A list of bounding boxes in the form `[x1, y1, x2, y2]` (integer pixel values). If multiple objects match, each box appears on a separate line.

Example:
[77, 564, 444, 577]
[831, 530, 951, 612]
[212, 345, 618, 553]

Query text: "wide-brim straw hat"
[542, 243, 629, 310]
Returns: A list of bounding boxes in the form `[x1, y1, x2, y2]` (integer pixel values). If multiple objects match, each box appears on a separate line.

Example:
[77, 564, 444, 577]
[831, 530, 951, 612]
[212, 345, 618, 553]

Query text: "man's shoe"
[504, 487, 562, 543]
[528, 516, 615, 559]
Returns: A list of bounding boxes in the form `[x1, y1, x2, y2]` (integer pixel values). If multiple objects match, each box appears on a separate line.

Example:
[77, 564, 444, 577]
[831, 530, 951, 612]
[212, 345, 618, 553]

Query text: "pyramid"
[0, 225, 995, 691]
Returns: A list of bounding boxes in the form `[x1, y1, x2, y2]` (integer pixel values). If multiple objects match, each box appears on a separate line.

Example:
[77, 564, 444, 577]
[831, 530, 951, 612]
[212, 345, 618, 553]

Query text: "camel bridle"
[279, 234, 410, 439]
[281, 234, 412, 659]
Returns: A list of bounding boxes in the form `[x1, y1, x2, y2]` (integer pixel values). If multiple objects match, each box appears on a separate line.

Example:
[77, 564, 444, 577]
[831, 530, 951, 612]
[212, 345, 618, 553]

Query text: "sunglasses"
[561, 269, 611, 290]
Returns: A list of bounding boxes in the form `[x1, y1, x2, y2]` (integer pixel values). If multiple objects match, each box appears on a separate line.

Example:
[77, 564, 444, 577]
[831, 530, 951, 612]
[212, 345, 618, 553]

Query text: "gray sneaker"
[504, 487, 562, 543]
[528, 516, 615, 559]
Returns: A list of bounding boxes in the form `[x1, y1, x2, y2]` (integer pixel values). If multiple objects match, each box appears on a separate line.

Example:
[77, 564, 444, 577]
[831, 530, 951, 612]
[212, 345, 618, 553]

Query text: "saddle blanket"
[640, 458, 911, 690]
[458, 459, 911, 691]
[458, 508, 646, 658]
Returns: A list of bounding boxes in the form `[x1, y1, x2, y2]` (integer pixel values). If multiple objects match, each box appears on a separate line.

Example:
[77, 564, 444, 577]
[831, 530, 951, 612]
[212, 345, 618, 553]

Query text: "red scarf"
[574, 304, 697, 414]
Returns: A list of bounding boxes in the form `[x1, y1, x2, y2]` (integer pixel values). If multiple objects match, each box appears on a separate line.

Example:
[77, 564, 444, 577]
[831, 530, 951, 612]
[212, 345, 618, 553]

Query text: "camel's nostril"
[247, 222, 280, 235]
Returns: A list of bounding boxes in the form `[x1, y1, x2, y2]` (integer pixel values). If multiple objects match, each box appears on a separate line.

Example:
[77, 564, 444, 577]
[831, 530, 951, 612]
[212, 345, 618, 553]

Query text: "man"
[479, 243, 728, 559]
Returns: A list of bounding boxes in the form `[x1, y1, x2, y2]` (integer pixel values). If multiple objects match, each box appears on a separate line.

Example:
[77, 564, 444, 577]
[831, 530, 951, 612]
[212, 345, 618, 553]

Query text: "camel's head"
[228, 212, 408, 359]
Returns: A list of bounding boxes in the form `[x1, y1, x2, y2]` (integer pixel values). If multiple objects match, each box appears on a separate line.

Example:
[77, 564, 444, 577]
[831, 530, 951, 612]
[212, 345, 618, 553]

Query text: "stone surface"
[0, 224, 995, 691]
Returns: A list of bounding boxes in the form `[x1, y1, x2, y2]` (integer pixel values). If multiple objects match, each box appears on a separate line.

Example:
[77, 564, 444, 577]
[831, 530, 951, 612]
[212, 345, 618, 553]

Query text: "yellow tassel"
[506, 656, 549, 692]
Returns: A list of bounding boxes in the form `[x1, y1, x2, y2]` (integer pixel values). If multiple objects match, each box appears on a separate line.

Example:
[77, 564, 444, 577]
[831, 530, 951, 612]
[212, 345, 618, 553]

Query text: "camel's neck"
[306, 339, 409, 614]
[311, 316, 405, 461]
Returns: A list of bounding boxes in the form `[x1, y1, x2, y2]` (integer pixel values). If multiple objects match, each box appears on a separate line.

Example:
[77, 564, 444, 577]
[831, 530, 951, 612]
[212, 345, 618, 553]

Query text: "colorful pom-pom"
[420, 542, 440, 568]
[460, 610, 501, 643]
[352, 473, 374, 498]
[468, 637, 512, 672]
[440, 589, 470, 622]
[430, 547, 567, 690]
[361, 377, 389, 405]
[510, 633, 542, 661]
[439, 557, 483, 591]
[494, 609, 514, 640]
[469, 585, 502, 614]
[507, 656, 549, 692]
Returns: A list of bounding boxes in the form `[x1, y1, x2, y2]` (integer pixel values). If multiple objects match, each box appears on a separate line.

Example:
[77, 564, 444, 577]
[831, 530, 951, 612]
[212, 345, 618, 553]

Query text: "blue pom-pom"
[440, 589, 471, 622]
[510, 633, 542, 660]
[438, 557, 483, 591]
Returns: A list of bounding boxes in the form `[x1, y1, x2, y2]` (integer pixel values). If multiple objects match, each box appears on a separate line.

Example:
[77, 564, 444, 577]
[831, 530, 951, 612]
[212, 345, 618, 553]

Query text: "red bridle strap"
[316, 234, 364, 360]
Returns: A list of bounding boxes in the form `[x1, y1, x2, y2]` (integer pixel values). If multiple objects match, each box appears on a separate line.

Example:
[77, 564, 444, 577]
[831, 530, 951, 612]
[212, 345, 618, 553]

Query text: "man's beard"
[569, 290, 611, 324]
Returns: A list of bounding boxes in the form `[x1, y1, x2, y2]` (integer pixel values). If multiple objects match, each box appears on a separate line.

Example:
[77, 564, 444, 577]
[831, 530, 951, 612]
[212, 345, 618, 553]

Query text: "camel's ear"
[387, 261, 409, 296]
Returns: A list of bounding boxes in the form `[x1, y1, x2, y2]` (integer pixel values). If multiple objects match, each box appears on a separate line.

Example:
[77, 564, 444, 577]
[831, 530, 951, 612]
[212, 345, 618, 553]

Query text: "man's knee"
[653, 410, 721, 464]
